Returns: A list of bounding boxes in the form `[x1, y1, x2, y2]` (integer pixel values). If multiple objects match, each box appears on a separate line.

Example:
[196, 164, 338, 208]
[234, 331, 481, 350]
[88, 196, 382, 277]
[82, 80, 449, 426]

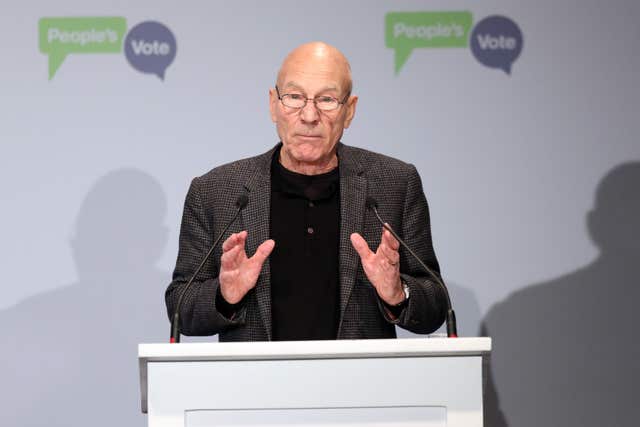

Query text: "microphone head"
[365, 197, 378, 210]
[236, 194, 249, 209]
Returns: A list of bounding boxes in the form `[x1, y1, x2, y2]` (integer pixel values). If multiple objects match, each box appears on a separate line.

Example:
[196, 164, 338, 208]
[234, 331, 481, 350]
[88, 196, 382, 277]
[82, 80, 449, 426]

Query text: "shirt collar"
[271, 146, 339, 201]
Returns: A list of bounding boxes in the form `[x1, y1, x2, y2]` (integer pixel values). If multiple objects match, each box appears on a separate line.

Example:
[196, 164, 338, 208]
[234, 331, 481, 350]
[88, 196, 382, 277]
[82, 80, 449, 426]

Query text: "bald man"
[166, 42, 446, 341]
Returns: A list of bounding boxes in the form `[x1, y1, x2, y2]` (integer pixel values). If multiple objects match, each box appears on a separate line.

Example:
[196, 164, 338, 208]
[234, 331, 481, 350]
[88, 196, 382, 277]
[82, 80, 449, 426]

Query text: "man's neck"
[279, 150, 338, 176]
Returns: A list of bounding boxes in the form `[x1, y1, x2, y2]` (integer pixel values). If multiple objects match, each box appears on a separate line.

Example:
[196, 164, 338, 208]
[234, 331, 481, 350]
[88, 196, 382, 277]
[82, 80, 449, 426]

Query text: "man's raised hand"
[219, 231, 275, 304]
[350, 226, 405, 306]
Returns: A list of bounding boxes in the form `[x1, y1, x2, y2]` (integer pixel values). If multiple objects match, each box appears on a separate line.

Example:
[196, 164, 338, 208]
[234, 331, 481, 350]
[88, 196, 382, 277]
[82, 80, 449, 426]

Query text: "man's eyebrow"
[283, 82, 340, 94]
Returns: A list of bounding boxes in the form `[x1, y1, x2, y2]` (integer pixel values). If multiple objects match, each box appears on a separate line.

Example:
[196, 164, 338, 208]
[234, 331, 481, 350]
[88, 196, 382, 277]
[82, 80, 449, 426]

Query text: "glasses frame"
[275, 85, 350, 112]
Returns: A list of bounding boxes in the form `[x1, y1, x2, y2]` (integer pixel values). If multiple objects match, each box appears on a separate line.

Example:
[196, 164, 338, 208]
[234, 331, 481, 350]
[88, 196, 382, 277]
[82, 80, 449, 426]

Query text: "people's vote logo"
[470, 15, 523, 74]
[124, 21, 177, 80]
[385, 11, 523, 75]
[39, 17, 177, 80]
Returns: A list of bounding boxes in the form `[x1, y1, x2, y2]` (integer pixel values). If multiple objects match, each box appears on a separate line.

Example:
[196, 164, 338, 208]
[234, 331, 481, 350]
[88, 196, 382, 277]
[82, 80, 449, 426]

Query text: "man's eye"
[288, 94, 304, 100]
[316, 96, 335, 103]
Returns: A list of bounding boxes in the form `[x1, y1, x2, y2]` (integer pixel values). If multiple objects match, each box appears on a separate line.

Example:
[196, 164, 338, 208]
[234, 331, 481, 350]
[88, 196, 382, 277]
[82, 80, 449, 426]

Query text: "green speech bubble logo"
[385, 11, 473, 74]
[39, 17, 127, 79]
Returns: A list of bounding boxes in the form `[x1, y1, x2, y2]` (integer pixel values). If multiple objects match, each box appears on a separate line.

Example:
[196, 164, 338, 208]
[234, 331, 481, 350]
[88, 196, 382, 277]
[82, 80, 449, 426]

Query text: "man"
[166, 42, 446, 341]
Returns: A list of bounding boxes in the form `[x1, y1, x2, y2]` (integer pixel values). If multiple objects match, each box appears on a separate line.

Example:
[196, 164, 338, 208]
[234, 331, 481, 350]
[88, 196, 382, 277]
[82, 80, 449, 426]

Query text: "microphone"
[170, 193, 249, 343]
[365, 197, 458, 338]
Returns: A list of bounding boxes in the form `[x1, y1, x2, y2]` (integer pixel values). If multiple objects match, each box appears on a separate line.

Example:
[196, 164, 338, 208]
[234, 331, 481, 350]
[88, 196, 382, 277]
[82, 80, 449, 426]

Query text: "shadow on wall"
[0, 169, 170, 427]
[482, 162, 640, 427]
[397, 281, 482, 338]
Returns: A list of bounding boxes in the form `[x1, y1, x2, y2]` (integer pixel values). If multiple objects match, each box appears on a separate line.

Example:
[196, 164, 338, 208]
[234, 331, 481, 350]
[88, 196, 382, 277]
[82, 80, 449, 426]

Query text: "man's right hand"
[219, 231, 275, 304]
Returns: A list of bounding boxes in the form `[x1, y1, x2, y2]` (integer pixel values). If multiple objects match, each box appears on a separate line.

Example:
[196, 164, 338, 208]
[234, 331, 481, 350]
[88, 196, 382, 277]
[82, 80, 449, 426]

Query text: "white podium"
[138, 338, 491, 427]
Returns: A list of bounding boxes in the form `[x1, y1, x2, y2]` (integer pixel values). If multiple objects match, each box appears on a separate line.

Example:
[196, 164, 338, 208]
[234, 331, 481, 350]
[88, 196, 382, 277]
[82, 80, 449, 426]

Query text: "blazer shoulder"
[195, 147, 274, 186]
[184, 146, 275, 206]
[341, 143, 417, 178]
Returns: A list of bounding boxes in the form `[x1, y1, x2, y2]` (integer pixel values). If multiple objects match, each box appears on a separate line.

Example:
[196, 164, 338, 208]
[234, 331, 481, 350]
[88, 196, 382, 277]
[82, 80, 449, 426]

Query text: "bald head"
[277, 42, 353, 96]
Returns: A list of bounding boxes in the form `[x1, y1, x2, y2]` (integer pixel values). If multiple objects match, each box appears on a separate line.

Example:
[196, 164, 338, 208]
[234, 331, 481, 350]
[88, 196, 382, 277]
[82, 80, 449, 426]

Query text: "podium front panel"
[140, 338, 491, 427]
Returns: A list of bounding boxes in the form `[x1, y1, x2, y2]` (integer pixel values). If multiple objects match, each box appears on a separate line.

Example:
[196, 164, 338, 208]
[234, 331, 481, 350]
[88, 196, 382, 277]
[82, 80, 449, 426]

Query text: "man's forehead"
[276, 42, 352, 94]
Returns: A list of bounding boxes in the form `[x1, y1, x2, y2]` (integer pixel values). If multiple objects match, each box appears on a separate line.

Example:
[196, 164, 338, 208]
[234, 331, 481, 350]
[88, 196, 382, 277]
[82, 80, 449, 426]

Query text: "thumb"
[249, 239, 275, 266]
[350, 232, 372, 261]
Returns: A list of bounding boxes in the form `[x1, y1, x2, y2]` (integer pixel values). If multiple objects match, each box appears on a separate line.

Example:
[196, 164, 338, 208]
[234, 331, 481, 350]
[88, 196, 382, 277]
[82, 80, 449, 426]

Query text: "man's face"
[269, 56, 357, 169]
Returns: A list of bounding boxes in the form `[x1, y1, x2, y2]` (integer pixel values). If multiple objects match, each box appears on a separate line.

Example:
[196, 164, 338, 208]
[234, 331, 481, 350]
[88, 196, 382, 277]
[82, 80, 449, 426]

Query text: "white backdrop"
[1, 1, 639, 426]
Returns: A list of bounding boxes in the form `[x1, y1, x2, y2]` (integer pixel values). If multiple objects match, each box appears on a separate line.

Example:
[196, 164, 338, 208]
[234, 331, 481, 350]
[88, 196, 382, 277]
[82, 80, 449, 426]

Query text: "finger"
[234, 230, 248, 251]
[227, 231, 249, 265]
[222, 230, 248, 252]
[350, 233, 373, 262]
[222, 231, 241, 252]
[221, 232, 237, 252]
[249, 239, 275, 266]
[379, 243, 400, 266]
[382, 225, 400, 251]
[220, 241, 244, 269]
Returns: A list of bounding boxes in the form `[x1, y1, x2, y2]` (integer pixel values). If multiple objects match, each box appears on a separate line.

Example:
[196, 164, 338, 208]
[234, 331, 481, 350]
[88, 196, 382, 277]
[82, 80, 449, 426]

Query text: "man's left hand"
[350, 226, 405, 306]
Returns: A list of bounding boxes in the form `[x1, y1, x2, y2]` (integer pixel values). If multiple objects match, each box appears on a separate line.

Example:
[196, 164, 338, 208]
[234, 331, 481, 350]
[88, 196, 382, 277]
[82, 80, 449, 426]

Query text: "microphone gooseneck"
[365, 197, 458, 337]
[170, 193, 249, 343]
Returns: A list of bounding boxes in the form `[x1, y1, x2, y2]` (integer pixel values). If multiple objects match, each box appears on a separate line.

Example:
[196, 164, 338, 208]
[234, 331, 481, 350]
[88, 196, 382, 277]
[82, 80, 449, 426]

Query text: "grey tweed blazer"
[166, 143, 446, 341]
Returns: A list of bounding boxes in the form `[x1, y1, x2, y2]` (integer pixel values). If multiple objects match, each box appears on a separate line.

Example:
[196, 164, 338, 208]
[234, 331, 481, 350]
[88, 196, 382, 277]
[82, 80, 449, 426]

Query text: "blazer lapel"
[336, 144, 367, 335]
[242, 146, 277, 340]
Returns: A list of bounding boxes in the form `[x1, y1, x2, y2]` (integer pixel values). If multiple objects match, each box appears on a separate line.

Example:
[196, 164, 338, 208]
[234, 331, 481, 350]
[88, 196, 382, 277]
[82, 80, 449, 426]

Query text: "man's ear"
[343, 95, 358, 129]
[269, 88, 278, 123]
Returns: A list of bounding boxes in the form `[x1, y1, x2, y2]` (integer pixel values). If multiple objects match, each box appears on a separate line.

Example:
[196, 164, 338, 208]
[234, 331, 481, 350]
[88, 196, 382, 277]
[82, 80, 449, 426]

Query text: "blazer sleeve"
[379, 164, 447, 334]
[165, 177, 247, 336]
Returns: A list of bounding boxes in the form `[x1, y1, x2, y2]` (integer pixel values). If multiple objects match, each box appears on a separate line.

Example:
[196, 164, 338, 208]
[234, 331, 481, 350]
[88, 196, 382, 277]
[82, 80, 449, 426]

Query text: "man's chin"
[283, 145, 333, 166]
[290, 152, 325, 165]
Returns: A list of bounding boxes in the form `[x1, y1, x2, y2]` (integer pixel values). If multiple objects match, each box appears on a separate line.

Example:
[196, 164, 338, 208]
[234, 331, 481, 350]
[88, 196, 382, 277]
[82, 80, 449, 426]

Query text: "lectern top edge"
[138, 337, 491, 362]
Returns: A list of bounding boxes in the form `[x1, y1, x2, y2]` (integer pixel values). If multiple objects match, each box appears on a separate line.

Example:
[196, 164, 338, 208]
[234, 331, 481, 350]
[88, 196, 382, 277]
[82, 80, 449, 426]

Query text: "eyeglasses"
[275, 85, 350, 112]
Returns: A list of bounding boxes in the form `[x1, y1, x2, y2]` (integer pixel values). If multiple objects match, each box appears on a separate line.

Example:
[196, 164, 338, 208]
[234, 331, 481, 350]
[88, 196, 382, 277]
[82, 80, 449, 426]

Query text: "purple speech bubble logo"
[470, 15, 523, 75]
[124, 21, 176, 80]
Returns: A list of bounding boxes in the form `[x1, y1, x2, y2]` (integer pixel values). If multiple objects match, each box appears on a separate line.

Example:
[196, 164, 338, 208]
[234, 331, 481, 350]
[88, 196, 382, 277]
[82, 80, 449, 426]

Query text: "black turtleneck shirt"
[269, 149, 340, 340]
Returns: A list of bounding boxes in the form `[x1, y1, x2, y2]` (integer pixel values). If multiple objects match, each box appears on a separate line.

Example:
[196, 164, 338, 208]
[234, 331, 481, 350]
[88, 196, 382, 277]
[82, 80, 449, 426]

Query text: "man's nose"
[300, 100, 320, 123]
